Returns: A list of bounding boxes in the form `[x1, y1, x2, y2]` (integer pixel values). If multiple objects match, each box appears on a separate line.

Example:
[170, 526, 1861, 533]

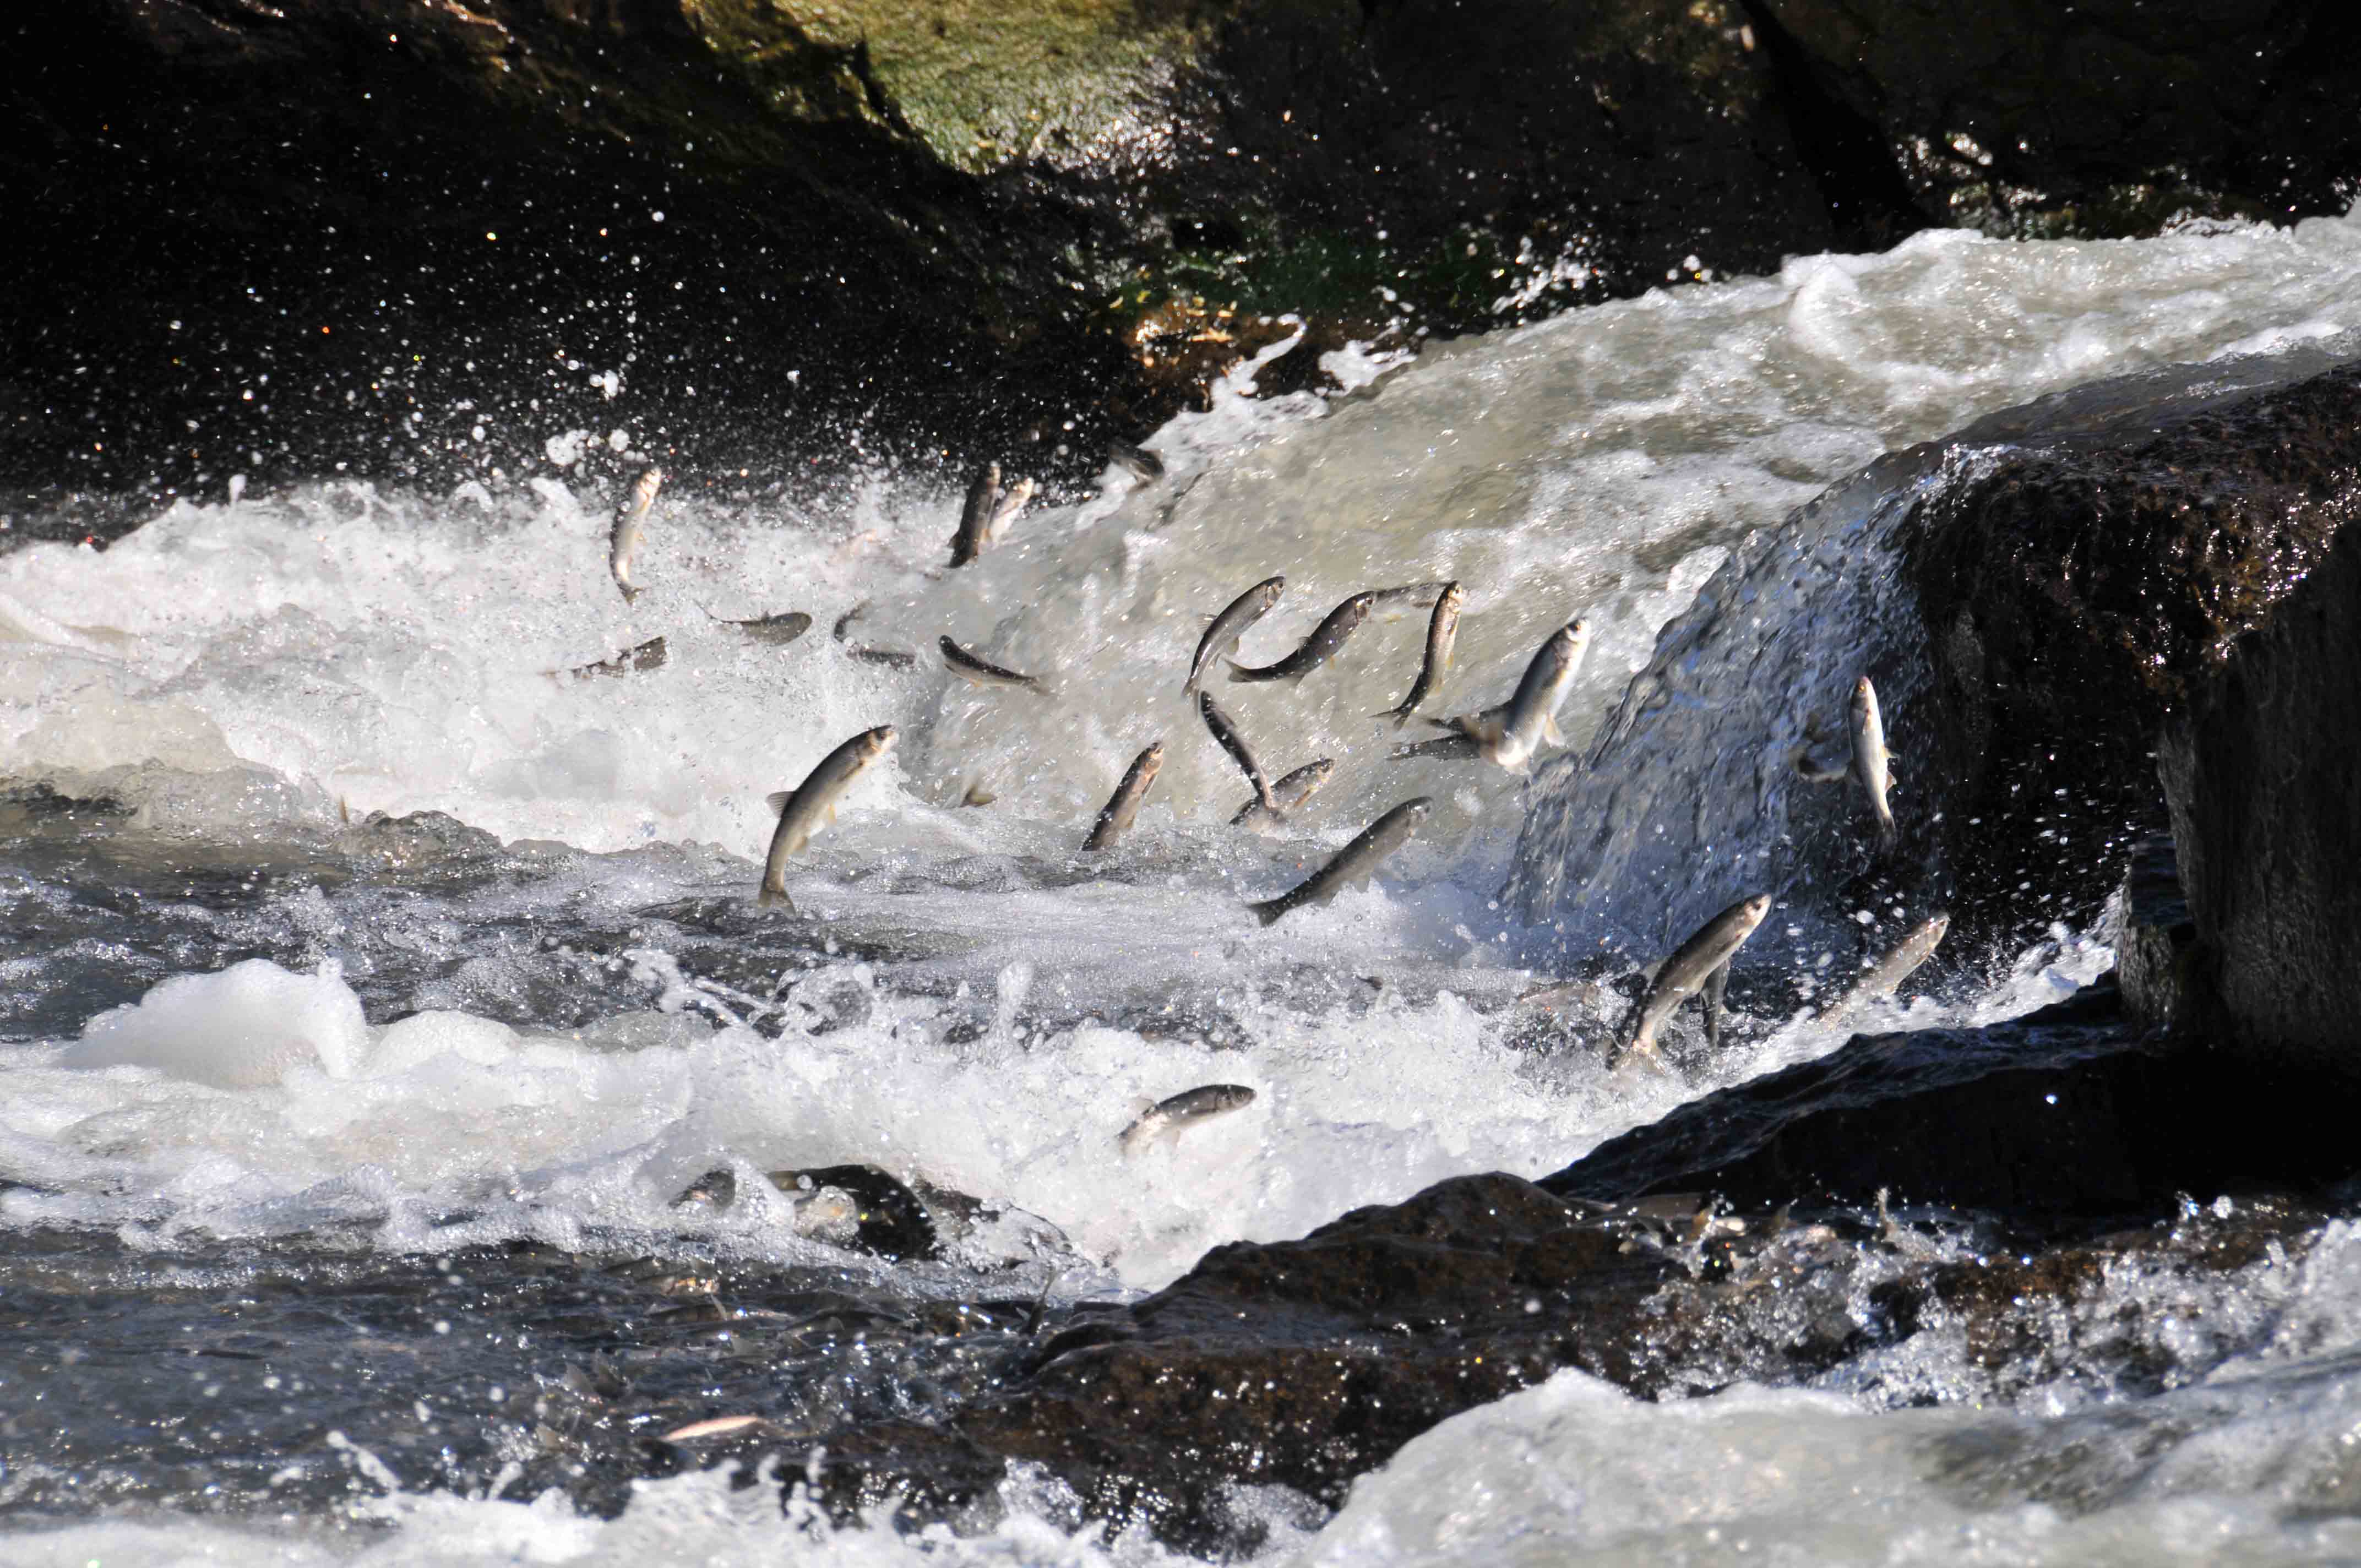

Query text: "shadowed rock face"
[14, 0, 2361, 531]
[1900, 361, 2361, 940]
[2159, 509, 2361, 1076]
[1756, 0, 2361, 236]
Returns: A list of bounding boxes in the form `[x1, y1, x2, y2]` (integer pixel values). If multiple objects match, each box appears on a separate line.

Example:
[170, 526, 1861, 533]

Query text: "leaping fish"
[982, 476, 1036, 548]
[610, 467, 661, 602]
[1231, 757, 1336, 834]
[1118, 1084, 1255, 1156]
[1614, 893, 1771, 1068]
[1374, 581, 1465, 728]
[1247, 797, 1431, 927]
[705, 608, 812, 646]
[1851, 676, 1898, 852]
[1083, 742, 1164, 851]
[1793, 674, 1899, 852]
[948, 463, 1000, 569]
[1199, 690, 1280, 816]
[557, 635, 668, 679]
[1818, 913, 1949, 1025]
[1366, 580, 1455, 616]
[1187, 576, 1285, 696]
[759, 725, 896, 910]
[940, 635, 1048, 695]
[1226, 592, 1377, 684]
[1388, 731, 1482, 763]
[1428, 618, 1590, 771]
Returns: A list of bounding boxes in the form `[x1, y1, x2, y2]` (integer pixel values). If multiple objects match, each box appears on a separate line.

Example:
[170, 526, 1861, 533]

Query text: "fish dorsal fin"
[766, 791, 792, 815]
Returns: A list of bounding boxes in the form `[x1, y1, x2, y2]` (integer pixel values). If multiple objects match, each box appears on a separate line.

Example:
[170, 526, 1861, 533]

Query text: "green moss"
[1105, 224, 1547, 344]
[681, 0, 1228, 172]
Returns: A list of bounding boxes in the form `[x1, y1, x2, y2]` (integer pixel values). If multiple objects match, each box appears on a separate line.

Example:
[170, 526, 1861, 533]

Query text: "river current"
[6, 212, 2361, 1562]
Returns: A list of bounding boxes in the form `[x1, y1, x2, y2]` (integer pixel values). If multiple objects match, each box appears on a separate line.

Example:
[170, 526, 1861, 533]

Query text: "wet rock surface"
[1900, 358, 2361, 939]
[2158, 492, 2361, 1076]
[1756, 0, 2361, 237]
[13, 2, 2359, 530]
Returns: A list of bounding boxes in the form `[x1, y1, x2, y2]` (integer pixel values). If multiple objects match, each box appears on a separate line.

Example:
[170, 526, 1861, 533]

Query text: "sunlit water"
[6, 210, 2361, 1560]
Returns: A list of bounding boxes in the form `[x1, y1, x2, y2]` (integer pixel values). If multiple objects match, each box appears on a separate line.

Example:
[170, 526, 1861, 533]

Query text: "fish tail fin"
[618, 582, 642, 605]
[757, 883, 779, 909]
[1248, 897, 1286, 927]
[1225, 659, 1249, 682]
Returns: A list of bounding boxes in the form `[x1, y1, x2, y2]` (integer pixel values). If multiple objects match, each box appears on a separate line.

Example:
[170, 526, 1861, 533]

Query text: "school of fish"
[601, 456, 1949, 1118]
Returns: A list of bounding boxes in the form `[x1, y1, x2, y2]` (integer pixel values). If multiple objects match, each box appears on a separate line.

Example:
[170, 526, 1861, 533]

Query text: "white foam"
[4, 211, 2357, 868]
[62, 958, 370, 1089]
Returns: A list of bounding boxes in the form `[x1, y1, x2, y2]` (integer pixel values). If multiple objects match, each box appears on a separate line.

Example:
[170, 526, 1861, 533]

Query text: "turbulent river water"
[7, 212, 2361, 1563]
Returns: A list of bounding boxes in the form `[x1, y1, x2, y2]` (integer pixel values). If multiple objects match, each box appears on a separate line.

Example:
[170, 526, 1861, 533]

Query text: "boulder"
[1755, 0, 2361, 236]
[2158, 503, 2361, 1075]
[1901, 359, 2361, 1047]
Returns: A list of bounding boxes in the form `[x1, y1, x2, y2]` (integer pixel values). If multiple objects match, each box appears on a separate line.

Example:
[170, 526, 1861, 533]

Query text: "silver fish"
[706, 608, 812, 646]
[1199, 690, 1279, 815]
[1083, 742, 1164, 851]
[1227, 591, 1377, 684]
[1701, 959, 1731, 1053]
[1374, 580, 1465, 728]
[1118, 1084, 1255, 1156]
[759, 725, 896, 910]
[1388, 732, 1482, 763]
[941, 634, 1047, 695]
[1231, 757, 1336, 832]
[1187, 576, 1285, 696]
[948, 463, 1000, 569]
[1247, 797, 1431, 927]
[610, 467, 661, 602]
[1109, 440, 1165, 481]
[1820, 913, 1949, 1024]
[1367, 581, 1454, 617]
[1851, 675, 1898, 851]
[560, 635, 668, 679]
[1615, 892, 1772, 1067]
[983, 476, 1036, 547]
[1432, 618, 1590, 771]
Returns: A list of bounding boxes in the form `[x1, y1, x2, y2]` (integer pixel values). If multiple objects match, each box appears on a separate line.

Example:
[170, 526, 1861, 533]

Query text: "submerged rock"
[1511, 353, 2361, 982]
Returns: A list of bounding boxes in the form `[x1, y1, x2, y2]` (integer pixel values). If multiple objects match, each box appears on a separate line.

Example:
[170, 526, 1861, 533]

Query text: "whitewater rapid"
[6, 208, 2361, 1562]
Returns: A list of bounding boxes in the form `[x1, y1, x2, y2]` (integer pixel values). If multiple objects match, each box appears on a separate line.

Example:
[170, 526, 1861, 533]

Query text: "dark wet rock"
[2113, 834, 2197, 1032]
[1900, 358, 2361, 940]
[1550, 981, 2156, 1215]
[772, 1165, 940, 1261]
[2158, 500, 2361, 1076]
[15, 0, 2359, 525]
[949, 1174, 1682, 1544]
[1756, 0, 2361, 237]
[0, 0, 1815, 526]
[1548, 977, 2361, 1216]
[672, 1168, 738, 1212]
